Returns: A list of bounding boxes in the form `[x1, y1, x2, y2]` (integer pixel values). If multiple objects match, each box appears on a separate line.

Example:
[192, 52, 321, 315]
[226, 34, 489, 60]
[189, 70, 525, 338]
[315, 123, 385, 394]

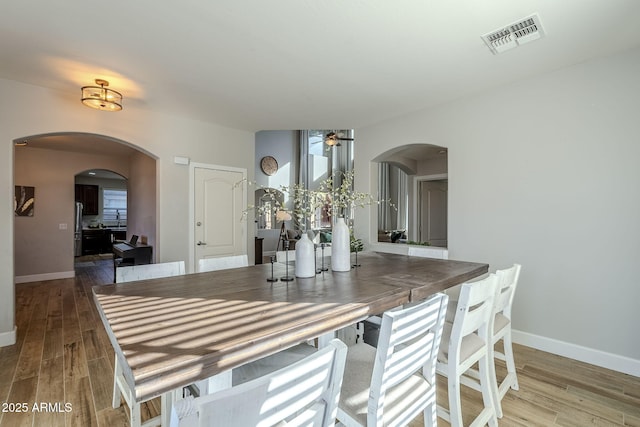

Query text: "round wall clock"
[260, 156, 278, 176]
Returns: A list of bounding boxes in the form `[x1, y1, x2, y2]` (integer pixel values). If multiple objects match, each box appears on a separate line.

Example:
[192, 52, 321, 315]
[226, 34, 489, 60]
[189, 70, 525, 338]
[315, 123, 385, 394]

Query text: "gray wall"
[13, 147, 129, 278]
[355, 47, 640, 372]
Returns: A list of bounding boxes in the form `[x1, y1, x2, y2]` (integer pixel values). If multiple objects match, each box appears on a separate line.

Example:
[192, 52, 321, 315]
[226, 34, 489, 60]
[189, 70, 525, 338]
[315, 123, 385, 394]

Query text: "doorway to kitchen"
[74, 169, 128, 271]
[13, 132, 157, 285]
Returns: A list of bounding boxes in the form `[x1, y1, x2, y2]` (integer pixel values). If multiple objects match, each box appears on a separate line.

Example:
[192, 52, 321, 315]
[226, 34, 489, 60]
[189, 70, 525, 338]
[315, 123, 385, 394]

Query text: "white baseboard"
[0, 326, 17, 347]
[15, 270, 75, 284]
[512, 329, 640, 377]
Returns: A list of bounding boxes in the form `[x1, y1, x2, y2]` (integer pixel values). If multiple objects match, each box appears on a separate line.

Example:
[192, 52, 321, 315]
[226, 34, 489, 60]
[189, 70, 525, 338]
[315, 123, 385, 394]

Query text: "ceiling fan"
[324, 131, 354, 147]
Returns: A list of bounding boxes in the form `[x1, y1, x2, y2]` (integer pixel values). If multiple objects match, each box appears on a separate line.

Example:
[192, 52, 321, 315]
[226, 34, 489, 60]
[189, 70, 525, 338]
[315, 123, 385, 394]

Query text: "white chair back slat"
[368, 293, 448, 426]
[407, 245, 449, 259]
[276, 247, 332, 264]
[275, 250, 295, 263]
[454, 275, 497, 339]
[115, 261, 185, 283]
[198, 254, 249, 272]
[494, 264, 521, 319]
[170, 339, 347, 427]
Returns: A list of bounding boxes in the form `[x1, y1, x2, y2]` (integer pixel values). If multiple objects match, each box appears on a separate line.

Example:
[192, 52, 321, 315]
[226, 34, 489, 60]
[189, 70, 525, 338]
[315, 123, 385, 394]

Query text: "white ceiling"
[2, 1, 640, 132]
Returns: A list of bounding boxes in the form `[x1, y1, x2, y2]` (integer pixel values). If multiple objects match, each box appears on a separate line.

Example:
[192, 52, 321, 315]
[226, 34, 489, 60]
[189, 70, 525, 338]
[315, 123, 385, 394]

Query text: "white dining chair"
[442, 264, 522, 418]
[275, 250, 295, 263]
[115, 261, 186, 283]
[436, 274, 499, 427]
[197, 254, 248, 272]
[337, 293, 449, 426]
[491, 264, 522, 406]
[170, 339, 347, 427]
[407, 245, 449, 260]
[113, 261, 186, 427]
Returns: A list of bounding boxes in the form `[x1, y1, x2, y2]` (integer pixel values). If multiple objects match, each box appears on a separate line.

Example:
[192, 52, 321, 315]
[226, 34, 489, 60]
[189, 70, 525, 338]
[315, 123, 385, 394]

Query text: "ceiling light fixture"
[325, 132, 354, 147]
[81, 79, 123, 111]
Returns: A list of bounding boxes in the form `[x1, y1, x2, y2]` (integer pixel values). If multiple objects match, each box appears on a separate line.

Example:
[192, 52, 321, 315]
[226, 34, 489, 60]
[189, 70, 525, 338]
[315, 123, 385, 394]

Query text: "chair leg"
[488, 344, 503, 419]
[503, 330, 519, 391]
[424, 401, 437, 427]
[478, 354, 499, 427]
[161, 391, 172, 427]
[112, 356, 122, 408]
[447, 373, 464, 427]
[130, 401, 142, 427]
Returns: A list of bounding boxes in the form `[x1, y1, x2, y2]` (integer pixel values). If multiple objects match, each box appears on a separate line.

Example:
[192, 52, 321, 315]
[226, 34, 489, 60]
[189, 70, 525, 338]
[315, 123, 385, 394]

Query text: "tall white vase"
[295, 233, 316, 278]
[331, 217, 351, 272]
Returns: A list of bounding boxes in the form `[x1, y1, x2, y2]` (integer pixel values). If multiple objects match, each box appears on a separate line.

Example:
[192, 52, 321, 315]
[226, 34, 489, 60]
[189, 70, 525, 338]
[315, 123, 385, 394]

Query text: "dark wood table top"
[93, 252, 487, 402]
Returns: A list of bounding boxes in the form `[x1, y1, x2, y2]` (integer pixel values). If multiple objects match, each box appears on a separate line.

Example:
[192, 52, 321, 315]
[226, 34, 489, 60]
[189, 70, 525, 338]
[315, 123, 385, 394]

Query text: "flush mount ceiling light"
[81, 79, 122, 111]
[325, 131, 354, 147]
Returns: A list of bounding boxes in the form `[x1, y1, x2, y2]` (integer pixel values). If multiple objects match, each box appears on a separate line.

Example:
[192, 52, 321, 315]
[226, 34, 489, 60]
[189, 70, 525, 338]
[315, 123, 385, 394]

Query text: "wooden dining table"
[92, 252, 488, 407]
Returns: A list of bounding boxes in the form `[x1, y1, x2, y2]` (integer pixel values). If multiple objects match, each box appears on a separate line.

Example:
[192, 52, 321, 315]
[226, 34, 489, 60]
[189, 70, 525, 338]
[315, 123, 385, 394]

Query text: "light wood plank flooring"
[1, 259, 639, 426]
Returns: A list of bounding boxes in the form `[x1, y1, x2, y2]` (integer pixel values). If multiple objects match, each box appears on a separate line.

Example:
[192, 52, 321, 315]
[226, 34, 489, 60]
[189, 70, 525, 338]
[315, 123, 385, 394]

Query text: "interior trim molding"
[512, 329, 640, 377]
[0, 326, 17, 347]
[15, 270, 75, 284]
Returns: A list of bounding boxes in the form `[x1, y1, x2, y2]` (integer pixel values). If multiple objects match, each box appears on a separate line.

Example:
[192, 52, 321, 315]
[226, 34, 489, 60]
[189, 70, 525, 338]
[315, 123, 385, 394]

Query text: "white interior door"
[194, 166, 246, 266]
[419, 180, 448, 247]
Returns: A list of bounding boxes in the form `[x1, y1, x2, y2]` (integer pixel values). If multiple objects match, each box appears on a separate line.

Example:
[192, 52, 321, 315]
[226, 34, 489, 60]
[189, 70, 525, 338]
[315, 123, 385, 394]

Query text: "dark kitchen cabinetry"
[75, 184, 99, 215]
[82, 229, 113, 255]
[255, 237, 263, 264]
[112, 230, 126, 241]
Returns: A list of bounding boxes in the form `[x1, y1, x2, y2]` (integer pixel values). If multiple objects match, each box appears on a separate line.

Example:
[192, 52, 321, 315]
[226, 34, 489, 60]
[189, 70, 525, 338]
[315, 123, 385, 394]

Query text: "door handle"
[197, 241, 206, 246]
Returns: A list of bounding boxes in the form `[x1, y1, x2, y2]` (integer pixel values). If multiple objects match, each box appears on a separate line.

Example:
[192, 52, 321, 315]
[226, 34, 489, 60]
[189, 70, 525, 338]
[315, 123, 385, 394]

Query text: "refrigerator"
[74, 202, 83, 256]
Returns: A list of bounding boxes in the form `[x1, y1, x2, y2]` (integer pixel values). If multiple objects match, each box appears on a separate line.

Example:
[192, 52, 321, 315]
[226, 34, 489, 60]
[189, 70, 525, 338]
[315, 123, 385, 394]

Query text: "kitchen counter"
[83, 227, 127, 231]
[81, 228, 128, 255]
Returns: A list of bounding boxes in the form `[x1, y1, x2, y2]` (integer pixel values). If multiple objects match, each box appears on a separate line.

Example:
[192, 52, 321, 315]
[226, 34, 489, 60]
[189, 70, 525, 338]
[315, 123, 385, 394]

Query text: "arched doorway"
[13, 132, 157, 283]
[372, 143, 448, 247]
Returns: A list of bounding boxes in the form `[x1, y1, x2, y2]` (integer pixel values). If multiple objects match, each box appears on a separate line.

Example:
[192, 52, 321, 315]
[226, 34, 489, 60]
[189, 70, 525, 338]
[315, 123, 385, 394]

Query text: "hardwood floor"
[1, 259, 639, 426]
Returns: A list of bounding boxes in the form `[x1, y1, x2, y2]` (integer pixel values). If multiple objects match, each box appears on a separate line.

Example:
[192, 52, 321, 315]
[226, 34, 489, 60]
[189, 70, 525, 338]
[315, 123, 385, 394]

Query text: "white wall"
[0, 78, 255, 345]
[355, 47, 640, 374]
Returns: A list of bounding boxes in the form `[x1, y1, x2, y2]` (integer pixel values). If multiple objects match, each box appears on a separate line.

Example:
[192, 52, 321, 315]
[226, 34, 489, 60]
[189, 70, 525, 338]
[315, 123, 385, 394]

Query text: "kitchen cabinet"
[112, 230, 126, 241]
[82, 229, 113, 255]
[75, 184, 99, 215]
[255, 237, 263, 264]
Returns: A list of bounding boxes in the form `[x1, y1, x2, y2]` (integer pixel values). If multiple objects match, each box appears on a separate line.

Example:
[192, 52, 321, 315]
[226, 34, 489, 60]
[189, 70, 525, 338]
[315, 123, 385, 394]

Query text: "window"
[302, 130, 354, 229]
[103, 188, 127, 224]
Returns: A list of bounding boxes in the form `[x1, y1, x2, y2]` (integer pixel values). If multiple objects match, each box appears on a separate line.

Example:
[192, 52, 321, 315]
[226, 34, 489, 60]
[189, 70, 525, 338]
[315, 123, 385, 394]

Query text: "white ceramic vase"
[295, 233, 316, 278]
[331, 217, 351, 272]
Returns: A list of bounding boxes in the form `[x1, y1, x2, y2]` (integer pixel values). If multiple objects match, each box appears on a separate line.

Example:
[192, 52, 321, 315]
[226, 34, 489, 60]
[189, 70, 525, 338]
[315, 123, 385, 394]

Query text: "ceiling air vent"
[481, 14, 545, 54]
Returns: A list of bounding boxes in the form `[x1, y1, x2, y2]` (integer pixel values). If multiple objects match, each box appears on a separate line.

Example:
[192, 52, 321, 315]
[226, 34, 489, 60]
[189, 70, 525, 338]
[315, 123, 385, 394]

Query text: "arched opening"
[13, 132, 157, 283]
[74, 169, 128, 264]
[372, 143, 448, 247]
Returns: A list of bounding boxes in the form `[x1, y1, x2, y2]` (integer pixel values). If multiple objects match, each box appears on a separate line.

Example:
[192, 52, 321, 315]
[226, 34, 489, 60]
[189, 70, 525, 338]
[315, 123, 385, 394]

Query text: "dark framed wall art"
[15, 185, 35, 217]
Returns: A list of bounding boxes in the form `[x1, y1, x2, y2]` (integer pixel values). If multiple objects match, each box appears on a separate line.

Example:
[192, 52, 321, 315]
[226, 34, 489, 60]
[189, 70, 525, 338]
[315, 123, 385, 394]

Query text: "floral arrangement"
[245, 170, 393, 232]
